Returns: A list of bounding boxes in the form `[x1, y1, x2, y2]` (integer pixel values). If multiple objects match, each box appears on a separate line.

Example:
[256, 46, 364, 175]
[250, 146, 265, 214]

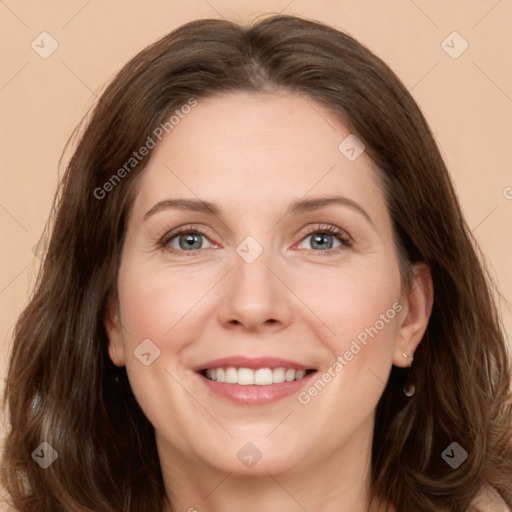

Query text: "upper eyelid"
[162, 223, 216, 241]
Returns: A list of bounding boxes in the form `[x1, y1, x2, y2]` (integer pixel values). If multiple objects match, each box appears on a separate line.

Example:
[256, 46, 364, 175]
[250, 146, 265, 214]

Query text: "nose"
[216, 247, 294, 333]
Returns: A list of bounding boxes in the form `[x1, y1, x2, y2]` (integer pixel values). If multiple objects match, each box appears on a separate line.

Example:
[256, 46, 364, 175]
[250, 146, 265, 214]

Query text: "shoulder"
[467, 485, 510, 512]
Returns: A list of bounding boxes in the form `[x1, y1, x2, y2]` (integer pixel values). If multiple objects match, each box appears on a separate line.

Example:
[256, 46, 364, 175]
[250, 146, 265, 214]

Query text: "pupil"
[312, 234, 333, 250]
[180, 233, 201, 250]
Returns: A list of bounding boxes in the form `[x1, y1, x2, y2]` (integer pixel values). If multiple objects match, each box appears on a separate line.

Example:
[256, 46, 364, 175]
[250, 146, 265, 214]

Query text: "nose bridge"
[216, 232, 293, 330]
[232, 234, 278, 304]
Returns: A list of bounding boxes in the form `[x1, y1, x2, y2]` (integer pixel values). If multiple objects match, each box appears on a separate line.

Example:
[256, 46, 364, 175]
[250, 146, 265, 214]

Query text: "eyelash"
[159, 223, 353, 255]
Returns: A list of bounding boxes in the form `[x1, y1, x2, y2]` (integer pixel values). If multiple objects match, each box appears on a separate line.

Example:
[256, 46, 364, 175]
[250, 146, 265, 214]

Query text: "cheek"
[117, 262, 216, 342]
[294, 269, 402, 434]
[115, 264, 203, 436]
[114, 263, 219, 415]
[293, 259, 402, 355]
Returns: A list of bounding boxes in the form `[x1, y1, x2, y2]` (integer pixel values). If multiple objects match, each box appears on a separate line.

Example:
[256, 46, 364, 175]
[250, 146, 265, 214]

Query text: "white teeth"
[254, 368, 272, 385]
[204, 366, 311, 385]
[285, 368, 296, 382]
[272, 367, 285, 383]
[225, 367, 238, 384]
[238, 368, 255, 385]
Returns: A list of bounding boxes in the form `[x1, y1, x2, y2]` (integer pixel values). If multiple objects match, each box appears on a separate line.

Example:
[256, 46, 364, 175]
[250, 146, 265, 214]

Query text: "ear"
[103, 294, 126, 367]
[393, 263, 434, 367]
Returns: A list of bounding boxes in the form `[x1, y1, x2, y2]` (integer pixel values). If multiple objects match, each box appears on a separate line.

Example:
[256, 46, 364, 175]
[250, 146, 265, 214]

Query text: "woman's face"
[106, 92, 427, 479]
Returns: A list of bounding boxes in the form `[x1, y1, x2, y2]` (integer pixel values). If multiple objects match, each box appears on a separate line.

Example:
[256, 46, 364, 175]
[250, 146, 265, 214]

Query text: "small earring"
[402, 352, 413, 367]
[403, 379, 415, 397]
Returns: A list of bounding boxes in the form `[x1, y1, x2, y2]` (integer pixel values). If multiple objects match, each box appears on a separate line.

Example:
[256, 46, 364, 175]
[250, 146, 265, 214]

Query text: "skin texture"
[104, 92, 433, 512]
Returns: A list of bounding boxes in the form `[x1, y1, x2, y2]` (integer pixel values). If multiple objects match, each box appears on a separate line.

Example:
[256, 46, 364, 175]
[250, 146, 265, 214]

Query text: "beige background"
[0, 0, 511, 508]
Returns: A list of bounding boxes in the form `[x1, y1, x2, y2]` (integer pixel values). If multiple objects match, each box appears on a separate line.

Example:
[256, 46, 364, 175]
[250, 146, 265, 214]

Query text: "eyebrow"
[143, 195, 373, 226]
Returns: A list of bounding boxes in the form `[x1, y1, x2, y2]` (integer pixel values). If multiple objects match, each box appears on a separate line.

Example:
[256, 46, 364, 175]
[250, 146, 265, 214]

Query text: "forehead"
[131, 92, 386, 219]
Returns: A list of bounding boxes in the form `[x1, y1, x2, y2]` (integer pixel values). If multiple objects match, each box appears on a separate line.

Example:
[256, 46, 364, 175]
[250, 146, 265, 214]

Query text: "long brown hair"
[2, 14, 511, 512]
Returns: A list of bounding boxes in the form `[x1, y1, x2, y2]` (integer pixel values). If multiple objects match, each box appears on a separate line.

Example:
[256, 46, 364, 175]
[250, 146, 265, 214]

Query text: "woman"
[2, 14, 511, 512]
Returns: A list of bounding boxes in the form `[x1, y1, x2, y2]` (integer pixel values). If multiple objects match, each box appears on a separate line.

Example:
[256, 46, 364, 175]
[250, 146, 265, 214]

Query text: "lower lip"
[197, 372, 317, 405]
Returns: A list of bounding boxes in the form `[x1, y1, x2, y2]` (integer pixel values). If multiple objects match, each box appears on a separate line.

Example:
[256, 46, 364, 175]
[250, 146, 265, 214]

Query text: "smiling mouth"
[199, 367, 317, 385]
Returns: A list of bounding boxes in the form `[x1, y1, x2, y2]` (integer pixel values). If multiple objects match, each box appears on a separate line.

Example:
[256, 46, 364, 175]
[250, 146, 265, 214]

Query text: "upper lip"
[193, 356, 316, 372]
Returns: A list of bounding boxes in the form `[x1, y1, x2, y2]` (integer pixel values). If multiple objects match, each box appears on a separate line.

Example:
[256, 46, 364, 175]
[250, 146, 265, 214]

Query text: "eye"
[159, 223, 352, 255]
[297, 225, 352, 252]
[161, 226, 215, 252]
